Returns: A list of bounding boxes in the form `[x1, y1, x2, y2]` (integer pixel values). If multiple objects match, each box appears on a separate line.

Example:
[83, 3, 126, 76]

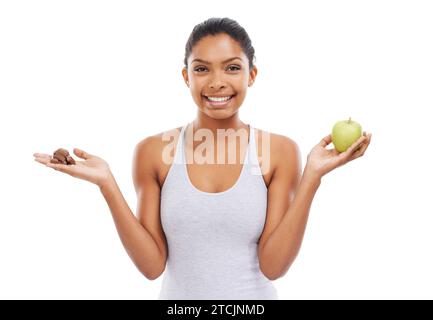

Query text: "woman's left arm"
[258, 132, 372, 280]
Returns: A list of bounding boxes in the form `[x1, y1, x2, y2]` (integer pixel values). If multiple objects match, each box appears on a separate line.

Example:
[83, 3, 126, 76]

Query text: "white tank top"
[159, 122, 278, 299]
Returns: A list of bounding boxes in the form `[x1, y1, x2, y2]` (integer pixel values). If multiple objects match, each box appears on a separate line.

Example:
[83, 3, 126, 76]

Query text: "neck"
[192, 111, 247, 136]
[185, 111, 250, 163]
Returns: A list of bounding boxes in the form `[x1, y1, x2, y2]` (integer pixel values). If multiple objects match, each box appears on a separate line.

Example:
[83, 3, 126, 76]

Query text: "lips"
[202, 94, 236, 107]
[203, 94, 235, 99]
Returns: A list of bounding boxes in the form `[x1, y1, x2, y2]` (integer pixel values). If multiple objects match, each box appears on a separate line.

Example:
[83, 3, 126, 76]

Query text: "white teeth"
[206, 96, 232, 102]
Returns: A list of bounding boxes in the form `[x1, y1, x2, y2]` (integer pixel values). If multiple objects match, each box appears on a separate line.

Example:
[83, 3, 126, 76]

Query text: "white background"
[1, 0, 432, 299]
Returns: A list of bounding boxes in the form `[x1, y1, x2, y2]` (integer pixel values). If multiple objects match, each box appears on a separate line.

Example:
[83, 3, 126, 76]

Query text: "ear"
[182, 67, 189, 87]
[248, 65, 258, 87]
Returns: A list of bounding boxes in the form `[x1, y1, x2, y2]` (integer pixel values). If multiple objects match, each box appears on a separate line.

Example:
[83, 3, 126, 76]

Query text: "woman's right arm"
[34, 138, 167, 280]
[99, 137, 167, 280]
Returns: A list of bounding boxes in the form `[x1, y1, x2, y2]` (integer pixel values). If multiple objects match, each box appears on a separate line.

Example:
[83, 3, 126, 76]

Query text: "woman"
[33, 17, 372, 299]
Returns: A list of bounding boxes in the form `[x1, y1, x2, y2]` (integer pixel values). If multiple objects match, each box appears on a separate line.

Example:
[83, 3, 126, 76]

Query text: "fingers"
[348, 133, 367, 152]
[33, 153, 52, 165]
[45, 161, 76, 175]
[33, 153, 51, 159]
[339, 132, 372, 161]
[34, 152, 77, 175]
[73, 148, 92, 160]
[319, 134, 333, 148]
[351, 132, 372, 160]
[34, 157, 50, 165]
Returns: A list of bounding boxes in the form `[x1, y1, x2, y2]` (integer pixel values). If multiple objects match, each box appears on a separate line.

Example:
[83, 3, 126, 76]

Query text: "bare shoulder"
[272, 132, 300, 166]
[253, 128, 301, 183]
[133, 126, 183, 188]
[134, 126, 183, 161]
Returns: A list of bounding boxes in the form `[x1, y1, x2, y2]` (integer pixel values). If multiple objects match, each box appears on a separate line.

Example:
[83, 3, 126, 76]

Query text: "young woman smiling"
[33, 17, 372, 299]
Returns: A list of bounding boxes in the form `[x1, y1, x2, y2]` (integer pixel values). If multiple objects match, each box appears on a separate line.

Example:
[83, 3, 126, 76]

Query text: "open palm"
[33, 148, 112, 187]
[306, 131, 372, 178]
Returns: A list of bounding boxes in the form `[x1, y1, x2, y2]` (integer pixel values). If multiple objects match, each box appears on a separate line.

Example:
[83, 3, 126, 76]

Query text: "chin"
[203, 108, 240, 119]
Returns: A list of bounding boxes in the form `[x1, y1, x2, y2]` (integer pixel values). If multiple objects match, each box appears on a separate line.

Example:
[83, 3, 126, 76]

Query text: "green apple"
[332, 117, 362, 152]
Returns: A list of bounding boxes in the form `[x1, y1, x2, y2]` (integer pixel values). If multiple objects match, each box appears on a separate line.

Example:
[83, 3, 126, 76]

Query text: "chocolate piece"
[54, 148, 67, 155]
[54, 148, 69, 159]
[66, 155, 76, 165]
[53, 153, 65, 161]
[58, 148, 69, 154]
[51, 148, 76, 165]
[53, 154, 67, 164]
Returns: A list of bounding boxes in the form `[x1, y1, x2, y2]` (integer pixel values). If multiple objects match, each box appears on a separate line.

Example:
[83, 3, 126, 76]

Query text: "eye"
[227, 65, 241, 71]
[193, 65, 241, 73]
[194, 66, 207, 72]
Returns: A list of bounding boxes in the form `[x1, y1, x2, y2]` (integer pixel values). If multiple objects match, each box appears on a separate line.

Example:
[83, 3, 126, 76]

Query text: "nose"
[208, 71, 227, 89]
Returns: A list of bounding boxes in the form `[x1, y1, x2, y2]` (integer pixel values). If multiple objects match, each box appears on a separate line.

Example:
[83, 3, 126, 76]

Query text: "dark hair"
[184, 17, 256, 71]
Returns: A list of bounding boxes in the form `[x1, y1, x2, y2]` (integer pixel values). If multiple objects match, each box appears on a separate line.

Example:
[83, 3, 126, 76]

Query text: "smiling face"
[182, 33, 258, 120]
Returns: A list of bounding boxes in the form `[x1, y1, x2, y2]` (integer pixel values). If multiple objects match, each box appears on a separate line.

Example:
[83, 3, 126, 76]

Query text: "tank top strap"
[173, 124, 188, 165]
[247, 125, 263, 176]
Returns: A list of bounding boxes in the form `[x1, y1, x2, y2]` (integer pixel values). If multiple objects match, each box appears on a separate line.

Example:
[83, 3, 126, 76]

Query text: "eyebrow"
[191, 57, 243, 64]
